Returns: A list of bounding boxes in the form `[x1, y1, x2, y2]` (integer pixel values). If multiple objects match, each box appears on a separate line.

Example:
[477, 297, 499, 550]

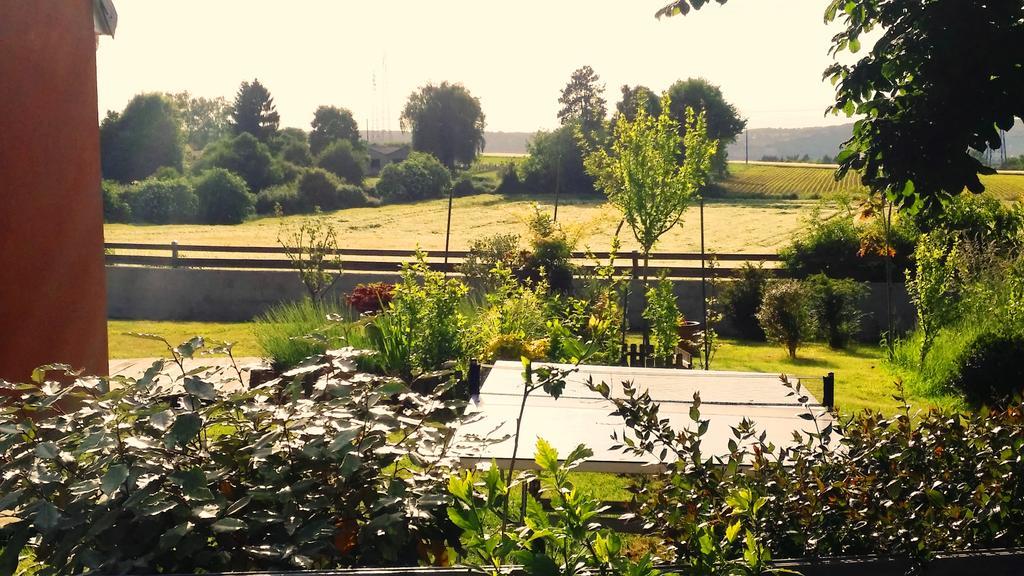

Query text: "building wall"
[0, 2, 109, 381]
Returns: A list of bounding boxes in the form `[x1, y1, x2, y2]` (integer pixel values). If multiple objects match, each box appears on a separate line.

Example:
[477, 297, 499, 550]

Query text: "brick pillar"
[0, 1, 109, 381]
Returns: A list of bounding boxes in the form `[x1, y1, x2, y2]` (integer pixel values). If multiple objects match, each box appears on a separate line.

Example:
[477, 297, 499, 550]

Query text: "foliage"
[665, 78, 746, 179]
[643, 273, 681, 360]
[374, 152, 452, 203]
[253, 298, 352, 369]
[169, 92, 230, 150]
[805, 274, 868, 349]
[100, 93, 184, 183]
[519, 205, 577, 293]
[494, 162, 524, 194]
[401, 82, 486, 169]
[101, 180, 132, 223]
[907, 231, 960, 360]
[271, 128, 313, 167]
[297, 168, 369, 212]
[316, 140, 368, 185]
[721, 262, 768, 341]
[948, 331, 1024, 408]
[520, 125, 597, 196]
[472, 266, 551, 363]
[585, 94, 715, 280]
[278, 212, 343, 302]
[451, 172, 496, 198]
[656, 0, 1024, 220]
[194, 133, 284, 192]
[192, 168, 254, 225]
[345, 283, 395, 315]
[557, 65, 607, 137]
[598, 378, 1024, 569]
[0, 343, 466, 574]
[756, 280, 815, 359]
[614, 84, 661, 126]
[309, 105, 360, 156]
[123, 177, 198, 224]
[364, 253, 469, 380]
[229, 78, 280, 142]
[698, 254, 723, 369]
[254, 184, 301, 216]
[459, 233, 525, 290]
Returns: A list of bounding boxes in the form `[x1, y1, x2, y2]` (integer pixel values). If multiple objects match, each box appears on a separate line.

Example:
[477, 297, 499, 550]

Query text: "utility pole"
[745, 129, 749, 164]
[553, 151, 562, 221]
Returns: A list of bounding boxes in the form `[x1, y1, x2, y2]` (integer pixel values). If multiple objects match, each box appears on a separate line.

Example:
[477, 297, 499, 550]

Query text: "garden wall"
[107, 266, 914, 338]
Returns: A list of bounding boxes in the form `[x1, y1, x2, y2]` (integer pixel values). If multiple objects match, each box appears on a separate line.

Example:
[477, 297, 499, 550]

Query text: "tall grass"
[252, 299, 356, 369]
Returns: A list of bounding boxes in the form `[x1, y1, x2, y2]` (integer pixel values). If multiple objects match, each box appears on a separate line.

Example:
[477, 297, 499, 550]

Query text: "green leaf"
[34, 501, 59, 531]
[339, 452, 362, 478]
[35, 441, 59, 460]
[159, 522, 192, 551]
[100, 464, 129, 496]
[726, 519, 743, 543]
[535, 437, 559, 472]
[211, 517, 246, 533]
[446, 506, 479, 532]
[184, 377, 216, 401]
[166, 413, 202, 448]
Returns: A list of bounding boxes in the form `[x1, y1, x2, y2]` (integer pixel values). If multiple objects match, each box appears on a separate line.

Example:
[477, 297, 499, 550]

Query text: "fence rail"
[104, 242, 784, 279]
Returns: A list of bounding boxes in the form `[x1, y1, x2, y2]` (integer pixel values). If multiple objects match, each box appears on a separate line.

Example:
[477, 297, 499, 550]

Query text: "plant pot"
[676, 320, 703, 357]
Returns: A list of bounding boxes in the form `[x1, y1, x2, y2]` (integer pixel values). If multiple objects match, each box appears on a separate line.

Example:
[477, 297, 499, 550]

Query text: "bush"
[756, 280, 814, 359]
[494, 161, 524, 194]
[517, 205, 576, 293]
[297, 168, 368, 212]
[720, 262, 769, 340]
[192, 168, 254, 224]
[253, 298, 351, 369]
[101, 180, 131, 222]
[374, 152, 451, 202]
[193, 133, 283, 192]
[124, 177, 198, 224]
[346, 282, 395, 314]
[316, 140, 368, 185]
[460, 233, 525, 289]
[520, 125, 597, 195]
[805, 274, 868, 348]
[781, 211, 917, 281]
[452, 172, 496, 197]
[643, 274, 682, 360]
[0, 345, 465, 574]
[471, 267, 551, 362]
[254, 184, 301, 215]
[947, 331, 1024, 407]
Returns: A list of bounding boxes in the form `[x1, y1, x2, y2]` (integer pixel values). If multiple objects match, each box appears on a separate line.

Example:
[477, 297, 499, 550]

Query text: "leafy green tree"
[665, 78, 745, 179]
[655, 0, 1024, 219]
[193, 168, 254, 225]
[229, 79, 280, 142]
[270, 127, 312, 166]
[558, 65, 608, 137]
[309, 105, 360, 156]
[316, 140, 368, 185]
[169, 92, 230, 150]
[374, 152, 452, 202]
[614, 84, 661, 125]
[584, 95, 716, 284]
[122, 177, 197, 224]
[401, 82, 486, 169]
[757, 280, 815, 359]
[519, 125, 597, 196]
[100, 93, 184, 183]
[193, 133, 282, 192]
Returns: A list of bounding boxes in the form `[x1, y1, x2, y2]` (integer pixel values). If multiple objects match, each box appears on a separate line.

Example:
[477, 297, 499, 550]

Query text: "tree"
[193, 168, 254, 225]
[557, 66, 607, 136]
[316, 140, 368, 185]
[401, 82, 486, 169]
[614, 85, 661, 125]
[169, 92, 230, 150]
[655, 0, 1024, 220]
[519, 125, 597, 196]
[273, 128, 313, 166]
[100, 93, 184, 183]
[229, 79, 280, 142]
[193, 133, 282, 192]
[309, 106, 360, 156]
[665, 78, 745, 179]
[374, 152, 452, 202]
[584, 95, 716, 285]
[756, 280, 815, 359]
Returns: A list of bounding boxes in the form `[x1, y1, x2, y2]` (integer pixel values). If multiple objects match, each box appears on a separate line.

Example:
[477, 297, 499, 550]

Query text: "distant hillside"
[366, 130, 532, 155]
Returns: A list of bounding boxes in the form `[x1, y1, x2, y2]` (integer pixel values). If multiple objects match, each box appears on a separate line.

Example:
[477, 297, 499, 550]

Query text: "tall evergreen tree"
[557, 66, 607, 136]
[229, 79, 280, 142]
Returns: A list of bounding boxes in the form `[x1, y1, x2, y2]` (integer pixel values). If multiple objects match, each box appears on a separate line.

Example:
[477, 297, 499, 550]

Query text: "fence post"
[171, 241, 179, 268]
[630, 250, 639, 279]
[468, 358, 481, 401]
[823, 372, 835, 410]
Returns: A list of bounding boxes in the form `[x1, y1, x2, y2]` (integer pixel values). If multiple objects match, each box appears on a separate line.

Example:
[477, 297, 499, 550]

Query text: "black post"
[553, 151, 561, 222]
[745, 129, 749, 164]
[823, 372, 835, 410]
[468, 358, 481, 400]
[443, 184, 454, 276]
[699, 197, 708, 370]
[171, 240, 179, 268]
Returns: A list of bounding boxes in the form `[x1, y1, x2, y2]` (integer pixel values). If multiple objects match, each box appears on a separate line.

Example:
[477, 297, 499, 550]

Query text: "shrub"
[101, 179, 131, 222]
[460, 233, 525, 289]
[494, 161, 524, 194]
[297, 168, 368, 212]
[316, 140, 368, 185]
[720, 262, 769, 340]
[253, 298, 351, 369]
[452, 172, 496, 197]
[643, 273, 681, 360]
[374, 152, 451, 202]
[124, 177, 198, 224]
[947, 331, 1024, 407]
[0, 345, 465, 574]
[518, 205, 576, 293]
[254, 183, 301, 215]
[192, 168, 254, 224]
[756, 280, 814, 359]
[346, 282, 395, 314]
[193, 132, 283, 192]
[781, 211, 917, 281]
[805, 274, 868, 348]
[472, 267, 550, 362]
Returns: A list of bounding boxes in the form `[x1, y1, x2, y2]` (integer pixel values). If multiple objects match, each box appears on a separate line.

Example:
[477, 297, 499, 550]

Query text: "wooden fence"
[104, 242, 783, 279]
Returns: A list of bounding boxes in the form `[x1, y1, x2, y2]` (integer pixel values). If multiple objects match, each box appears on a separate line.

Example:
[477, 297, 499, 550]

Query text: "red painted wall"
[0, 1, 109, 381]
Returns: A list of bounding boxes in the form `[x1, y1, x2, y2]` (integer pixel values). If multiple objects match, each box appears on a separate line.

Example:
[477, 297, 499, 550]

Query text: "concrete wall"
[107, 266, 915, 339]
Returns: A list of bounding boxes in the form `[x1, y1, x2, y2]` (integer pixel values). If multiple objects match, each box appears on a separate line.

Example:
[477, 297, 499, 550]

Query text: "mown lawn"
[107, 320, 261, 359]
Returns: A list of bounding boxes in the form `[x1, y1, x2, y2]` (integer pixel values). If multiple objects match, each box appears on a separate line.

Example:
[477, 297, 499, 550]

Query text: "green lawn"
[107, 320, 261, 358]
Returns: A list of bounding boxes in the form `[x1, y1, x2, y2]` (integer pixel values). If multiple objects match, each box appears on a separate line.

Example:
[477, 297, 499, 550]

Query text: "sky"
[96, 0, 853, 133]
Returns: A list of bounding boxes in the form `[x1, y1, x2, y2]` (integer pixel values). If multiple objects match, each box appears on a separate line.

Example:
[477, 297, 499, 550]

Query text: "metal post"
[823, 372, 835, 410]
[171, 240, 179, 268]
[745, 129, 749, 164]
[468, 358, 481, 400]
[553, 150, 561, 222]
[443, 185, 454, 276]
[700, 197, 708, 370]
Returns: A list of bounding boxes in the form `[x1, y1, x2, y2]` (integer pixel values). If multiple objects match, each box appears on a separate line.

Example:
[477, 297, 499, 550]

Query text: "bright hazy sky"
[96, 1, 852, 133]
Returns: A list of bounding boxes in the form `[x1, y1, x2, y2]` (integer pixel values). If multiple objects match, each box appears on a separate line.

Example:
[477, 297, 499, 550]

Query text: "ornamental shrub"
[947, 331, 1024, 408]
[124, 177, 197, 224]
[460, 233, 525, 290]
[756, 280, 815, 359]
[316, 140, 368, 185]
[192, 168, 254, 224]
[643, 273, 681, 360]
[494, 161, 524, 194]
[101, 180, 132, 222]
[374, 152, 451, 202]
[253, 298, 352, 369]
[720, 262, 769, 340]
[346, 282, 395, 314]
[805, 274, 868, 349]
